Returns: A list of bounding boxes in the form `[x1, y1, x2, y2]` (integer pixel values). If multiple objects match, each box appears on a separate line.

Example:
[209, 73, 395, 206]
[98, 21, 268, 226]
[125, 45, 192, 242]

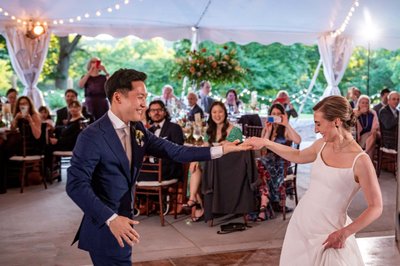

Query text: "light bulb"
[33, 24, 45, 36]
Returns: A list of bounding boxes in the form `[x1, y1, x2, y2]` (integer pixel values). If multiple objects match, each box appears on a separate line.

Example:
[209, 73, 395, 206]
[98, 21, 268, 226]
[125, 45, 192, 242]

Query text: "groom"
[66, 68, 248, 265]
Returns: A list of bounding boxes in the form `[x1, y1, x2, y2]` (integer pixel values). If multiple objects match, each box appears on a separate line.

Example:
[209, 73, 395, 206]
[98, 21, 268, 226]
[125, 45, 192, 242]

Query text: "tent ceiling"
[0, 0, 398, 49]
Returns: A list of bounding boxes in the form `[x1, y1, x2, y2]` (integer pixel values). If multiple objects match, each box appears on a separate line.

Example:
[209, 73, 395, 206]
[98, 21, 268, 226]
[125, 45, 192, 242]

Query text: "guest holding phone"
[258, 103, 301, 220]
[78, 57, 110, 120]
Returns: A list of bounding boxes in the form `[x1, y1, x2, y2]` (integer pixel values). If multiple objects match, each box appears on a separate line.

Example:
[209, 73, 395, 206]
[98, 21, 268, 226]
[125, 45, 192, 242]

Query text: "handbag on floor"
[217, 222, 248, 234]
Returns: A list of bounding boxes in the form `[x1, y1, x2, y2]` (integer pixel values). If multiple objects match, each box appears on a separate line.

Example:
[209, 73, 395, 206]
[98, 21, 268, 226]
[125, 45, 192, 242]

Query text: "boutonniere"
[135, 130, 144, 147]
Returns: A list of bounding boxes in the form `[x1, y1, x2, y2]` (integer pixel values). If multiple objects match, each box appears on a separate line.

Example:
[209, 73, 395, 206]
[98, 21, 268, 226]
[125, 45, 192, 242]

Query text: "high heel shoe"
[191, 207, 204, 222]
[182, 199, 200, 213]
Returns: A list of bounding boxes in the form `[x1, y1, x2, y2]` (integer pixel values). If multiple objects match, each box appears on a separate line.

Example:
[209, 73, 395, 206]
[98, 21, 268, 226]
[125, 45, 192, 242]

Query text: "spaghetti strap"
[351, 152, 368, 169]
[318, 142, 327, 155]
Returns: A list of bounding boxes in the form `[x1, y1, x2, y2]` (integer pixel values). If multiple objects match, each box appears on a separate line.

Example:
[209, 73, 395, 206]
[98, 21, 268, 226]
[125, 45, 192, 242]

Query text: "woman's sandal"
[191, 208, 204, 222]
[256, 212, 266, 222]
[259, 205, 267, 212]
[182, 199, 200, 213]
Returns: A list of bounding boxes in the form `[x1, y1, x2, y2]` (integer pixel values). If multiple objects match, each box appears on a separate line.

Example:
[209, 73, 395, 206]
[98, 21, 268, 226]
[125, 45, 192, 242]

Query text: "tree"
[55, 35, 82, 90]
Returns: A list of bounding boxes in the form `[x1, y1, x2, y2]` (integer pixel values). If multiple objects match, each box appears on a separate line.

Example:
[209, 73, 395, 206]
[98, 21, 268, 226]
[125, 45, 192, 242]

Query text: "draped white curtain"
[4, 26, 51, 108]
[318, 33, 353, 98]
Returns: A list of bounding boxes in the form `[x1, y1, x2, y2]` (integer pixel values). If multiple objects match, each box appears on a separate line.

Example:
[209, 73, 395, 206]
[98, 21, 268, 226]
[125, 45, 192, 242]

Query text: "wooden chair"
[135, 156, 179, 226]
[281, 143, 300, 220]
[50, 119, 89, 183]
[376, 124, 398, 177]
[243, 124, 263, 138]
[50, 151, 73, 183]
[7, 124, 47, 193]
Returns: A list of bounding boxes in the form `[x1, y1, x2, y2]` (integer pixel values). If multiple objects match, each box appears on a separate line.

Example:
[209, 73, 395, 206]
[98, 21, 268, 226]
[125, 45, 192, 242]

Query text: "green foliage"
[171, 44, 246, 86]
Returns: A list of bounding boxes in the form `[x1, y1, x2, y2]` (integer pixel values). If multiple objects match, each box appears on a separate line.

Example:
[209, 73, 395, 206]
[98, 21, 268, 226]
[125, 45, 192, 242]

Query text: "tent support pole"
[298, 58, 323, 115]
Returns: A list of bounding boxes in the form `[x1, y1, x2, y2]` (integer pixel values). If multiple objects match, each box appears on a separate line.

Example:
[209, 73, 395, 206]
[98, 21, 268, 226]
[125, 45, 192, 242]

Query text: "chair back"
[140, 156, 163, 182]
[19, 122, 44, 157]
[243, 124, 263, 138]
[379, 123, 398, 151]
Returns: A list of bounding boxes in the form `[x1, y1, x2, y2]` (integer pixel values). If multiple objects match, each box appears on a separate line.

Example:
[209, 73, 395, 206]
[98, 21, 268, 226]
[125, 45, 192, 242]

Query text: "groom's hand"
[222, 139, 252, 154]
[109, 216, 140, 248]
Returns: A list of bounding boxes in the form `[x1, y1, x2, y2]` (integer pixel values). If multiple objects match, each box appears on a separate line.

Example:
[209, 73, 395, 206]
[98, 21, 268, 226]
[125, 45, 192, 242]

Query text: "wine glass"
[192, 125, 202, 144]
[183, 121, 192, 141]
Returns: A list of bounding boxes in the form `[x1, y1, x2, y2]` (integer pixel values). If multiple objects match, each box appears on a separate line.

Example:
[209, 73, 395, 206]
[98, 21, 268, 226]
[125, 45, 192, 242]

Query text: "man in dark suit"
[187, 92, 204, 122]
[198, 80, 215, 114]
[373, 88, 390, 114]
[139, 100, 184, 181]
[55, 89, 93, 129]
[378, 91, 399, 149]
[66, 68, 248, 265]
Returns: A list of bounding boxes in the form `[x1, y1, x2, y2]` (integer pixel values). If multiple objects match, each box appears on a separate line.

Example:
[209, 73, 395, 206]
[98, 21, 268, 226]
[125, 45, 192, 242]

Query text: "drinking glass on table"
[192, 124, 202, 145]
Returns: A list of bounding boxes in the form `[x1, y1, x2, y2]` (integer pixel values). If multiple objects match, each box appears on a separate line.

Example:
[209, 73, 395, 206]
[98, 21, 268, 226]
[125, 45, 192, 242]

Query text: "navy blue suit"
[66, 114, 211, 262]
[188, 104, 204, 122]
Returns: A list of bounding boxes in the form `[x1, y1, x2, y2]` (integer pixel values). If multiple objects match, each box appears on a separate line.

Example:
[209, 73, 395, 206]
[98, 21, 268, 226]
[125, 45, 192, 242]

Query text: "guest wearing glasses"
[138, 100, 184, 182]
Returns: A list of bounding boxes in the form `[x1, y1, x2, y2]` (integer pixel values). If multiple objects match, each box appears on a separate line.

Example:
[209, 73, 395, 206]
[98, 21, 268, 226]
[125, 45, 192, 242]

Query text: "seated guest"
[225, 89, 243, 114]
[38, 106, 55, 145]
[50, 101, 87, 151]
[274, 90, 298, 119]
[346, 86, 361, 108]
[6, 88, 18, 115]
[187, 92, 204, 122]
[354, 95, 380, 160]
[153, 84, 184, 110]
[11, 96, 43, 154]
[45, 101, 87, 177]
[55, 89, 92, 136]
[259, 103, 301, 220]
[198, 80, 215, 114]
[373, 88, 391, 114]
[138, 100, 184, 182]
[185, 102, 242, 222]
[379, 91, 399, 150]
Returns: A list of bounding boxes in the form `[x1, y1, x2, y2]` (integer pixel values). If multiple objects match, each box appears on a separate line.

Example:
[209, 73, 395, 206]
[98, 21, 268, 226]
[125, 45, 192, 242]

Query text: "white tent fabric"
[0, 0, 399, 50]
[4, 27, 50, 108]
[318, 33, 354, 98]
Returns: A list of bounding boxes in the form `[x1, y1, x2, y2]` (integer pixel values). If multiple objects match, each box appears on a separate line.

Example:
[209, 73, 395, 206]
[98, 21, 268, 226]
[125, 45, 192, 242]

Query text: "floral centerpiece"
[173, 46, 246, 86]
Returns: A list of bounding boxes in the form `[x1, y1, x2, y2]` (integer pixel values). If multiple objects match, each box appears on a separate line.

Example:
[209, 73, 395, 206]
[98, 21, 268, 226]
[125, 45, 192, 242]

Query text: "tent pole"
[298, 58, 323, 115]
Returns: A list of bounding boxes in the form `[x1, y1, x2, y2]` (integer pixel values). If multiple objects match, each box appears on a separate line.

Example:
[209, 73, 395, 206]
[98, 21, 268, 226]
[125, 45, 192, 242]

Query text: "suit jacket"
[66, 114, 211, 256]
[379, 105, 398, 149]
[188, 104, 204, 122]
[140, 119, 185, 181]
[199, 94, 215, 114]
[373, 102, 384, 114]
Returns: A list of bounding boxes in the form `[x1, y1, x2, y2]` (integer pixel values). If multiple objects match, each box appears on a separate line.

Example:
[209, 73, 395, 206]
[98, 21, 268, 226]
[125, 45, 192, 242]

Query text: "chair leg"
[41, 159, 47, 190]
[174, 184, 178, 220]
[20, 162, 25, 193]
[145, 195, 149, 216]
[243, 214, 248, 226]
[159, 189, 164, 226]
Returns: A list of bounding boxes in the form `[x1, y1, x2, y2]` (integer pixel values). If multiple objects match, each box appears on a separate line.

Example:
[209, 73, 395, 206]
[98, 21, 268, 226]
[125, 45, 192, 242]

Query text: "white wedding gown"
[280, 143, 365, 266]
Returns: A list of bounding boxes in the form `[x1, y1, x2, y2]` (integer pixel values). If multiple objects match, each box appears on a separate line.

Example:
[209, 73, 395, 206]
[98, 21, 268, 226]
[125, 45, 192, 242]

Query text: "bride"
[244, 95, 382, 265]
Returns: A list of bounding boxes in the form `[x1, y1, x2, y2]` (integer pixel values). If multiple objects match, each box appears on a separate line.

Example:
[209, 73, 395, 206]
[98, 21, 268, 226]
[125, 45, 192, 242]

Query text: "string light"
[0, 0, 131, 28]
[331, 0, 360, 38]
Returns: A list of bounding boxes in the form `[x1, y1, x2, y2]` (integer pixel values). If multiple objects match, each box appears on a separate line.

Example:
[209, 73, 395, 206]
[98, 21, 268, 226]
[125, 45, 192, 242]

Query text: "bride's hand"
[322, 229, 349, 250]
[243, 137, 270, 150]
